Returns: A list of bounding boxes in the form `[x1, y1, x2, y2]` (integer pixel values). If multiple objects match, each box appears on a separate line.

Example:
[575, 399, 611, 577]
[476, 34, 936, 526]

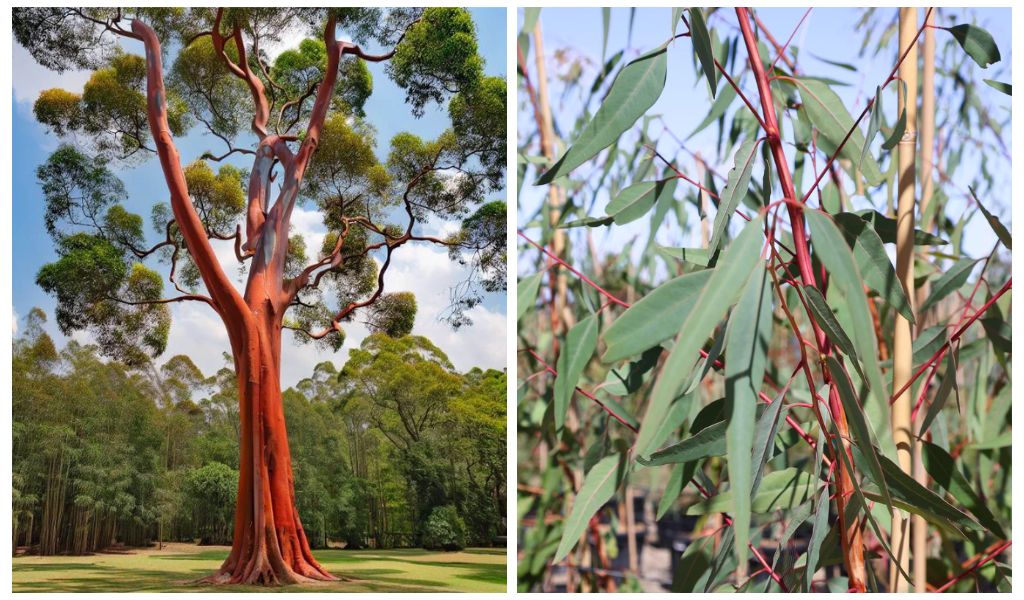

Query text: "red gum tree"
[15, 7, 505, 585]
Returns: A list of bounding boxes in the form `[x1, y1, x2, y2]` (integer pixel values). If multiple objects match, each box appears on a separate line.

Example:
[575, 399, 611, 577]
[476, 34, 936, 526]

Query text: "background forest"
[13, 308, 506, 555]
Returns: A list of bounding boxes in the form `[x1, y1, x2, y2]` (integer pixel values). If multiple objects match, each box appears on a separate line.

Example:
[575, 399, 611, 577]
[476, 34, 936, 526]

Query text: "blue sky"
[12, 8, 507, 386]
[518, 7, 1012, 272]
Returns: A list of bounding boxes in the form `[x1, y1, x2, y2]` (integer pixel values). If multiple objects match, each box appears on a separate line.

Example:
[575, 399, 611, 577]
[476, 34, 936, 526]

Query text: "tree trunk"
[202, 308, 336, 584]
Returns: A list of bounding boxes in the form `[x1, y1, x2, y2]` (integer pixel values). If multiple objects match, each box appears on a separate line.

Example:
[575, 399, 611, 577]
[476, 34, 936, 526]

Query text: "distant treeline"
[12, 308, 506, 555]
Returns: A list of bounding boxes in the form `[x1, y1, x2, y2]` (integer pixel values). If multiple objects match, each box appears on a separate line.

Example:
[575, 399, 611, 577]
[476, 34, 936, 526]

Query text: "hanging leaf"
[920, 440, 1006, 539]
[606, 177, 678, 225]
[833, 212, 915, 323]
[634, 216, 765, 459]
[850, 210, 948, 246]
[724, 264, 771, 568]
[689, 8, 717, 97]
[602, 269, 713, 363]
[686, 467, 816, 514]
[671, 7, 685, 37]
[638, 418, 727, 466]
[804, 286, 857, 359]
[553, 453, 624, 561]
[796, 78, 885, 186]
[709, 138, 759, 258]
[560, 215, 614, 228]
[657, 461, 698, 519]
[521, 8, 541, 34]
[983, 79, 1011, 95]
[655, 245, 712, 268]
[947, 23, 1002, 69]
[517, 272, 545, 321]
[805, 485, 830, 592]
[689, 81, 737, 138]
[918, 349, 959, 437]
[553, 314, 600, 431]
[919, 258, 979, 314]
[860, 86, 884, 172]
[536, 45, 668, 184]
[969, 186, 1011, 250]
[880, 106, 906, 150]
[589, 50, 625, 95]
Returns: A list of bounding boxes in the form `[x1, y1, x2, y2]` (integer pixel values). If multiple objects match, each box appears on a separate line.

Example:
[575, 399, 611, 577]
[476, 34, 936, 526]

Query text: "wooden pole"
[912, 8, 936, 593]
[890, 7, 919, 593]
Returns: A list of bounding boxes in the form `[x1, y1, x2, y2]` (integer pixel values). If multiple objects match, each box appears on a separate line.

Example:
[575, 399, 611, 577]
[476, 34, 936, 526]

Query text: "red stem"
[933, 540, 1011, 593]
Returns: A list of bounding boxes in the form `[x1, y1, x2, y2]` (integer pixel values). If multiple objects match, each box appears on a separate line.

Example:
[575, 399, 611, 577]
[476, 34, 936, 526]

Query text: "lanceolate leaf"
[553, 314, 599, 431]
[833, 212, 915, 323]
[805, 210, 888, 419]
[857, 447, 984, 537]
[554, 453, 624, 561]
[689, 82, 737, 138]
[671, 7, 685, 37]
[796, 78, 885, 186]
[851, 210, 948, 246]
[655, 245, 712, 267]
[560, 215, 614, 228]
[947, 23, 1002, 69]
[983, 79, 1011, 95]
[919, 258, 979, 314]
[918, 349, 959, 437]
[724, 263, 771, 569]
[536, 45, 668, 184]
[920, 440, 1006, 539]
[804, 286, 857, 359]
[860, 86, 883, 172]
[689, 8, 717, 97]
[634, 216, 765, 459]
[517, 271, 545, 321]
[606, 177, 678, 225]
[602, 269, 713, 362]
[638, 418, 727, 466]
[686, 467, 815, 515]
[806, 485, 830, 591]
[709, 138, 759, 258]
[881, 106, 906, 150]
[969, 186, 1012, 250]
[657, 461, 698, 519]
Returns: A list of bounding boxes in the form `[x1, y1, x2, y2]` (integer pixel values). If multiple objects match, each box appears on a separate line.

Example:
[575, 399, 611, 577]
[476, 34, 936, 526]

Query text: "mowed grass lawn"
[12, 543, 506, 592]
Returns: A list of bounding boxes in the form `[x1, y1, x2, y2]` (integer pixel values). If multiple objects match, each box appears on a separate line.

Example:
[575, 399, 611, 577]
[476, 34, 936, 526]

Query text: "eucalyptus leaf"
[796, 78, 885, 186]
[554, 314, 599, 431]
[947, 23, 1001, 69]
[517, 272, 545, 321]
[554, 453, 624, 561]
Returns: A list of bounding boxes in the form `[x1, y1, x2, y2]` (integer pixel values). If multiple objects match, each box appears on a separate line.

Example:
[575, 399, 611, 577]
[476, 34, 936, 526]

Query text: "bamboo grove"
[517, 7, 1011, 593]
[13, 309, 506, 556]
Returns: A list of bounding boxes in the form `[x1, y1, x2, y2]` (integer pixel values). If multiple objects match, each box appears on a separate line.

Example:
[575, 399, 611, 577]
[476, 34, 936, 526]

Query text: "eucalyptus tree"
[14, 6, 505, 585]
[517, 7, 1010, 593]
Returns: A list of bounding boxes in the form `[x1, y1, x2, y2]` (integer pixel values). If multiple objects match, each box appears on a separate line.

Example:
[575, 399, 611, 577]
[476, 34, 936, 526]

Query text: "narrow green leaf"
[724, 263, 771, 568]
[969, 186, 1011, 250]
[858, 448, 984, 537]
[655, 245, 711, 267]
[536, 46, 668, 184]
[689, 8, 717, 97]
[671, 7, 685, 37]
[602, 269, 712, 363]
[751, 389, 785, 492]
[517, 272, 544, 321]
[601, 7, 610, 61]
[881, 106, 906, 150]
[947, 24, 1001, 69]
[918, 349, 958, 437]
[709, 138, 759, 257]
[589, 50, 624, 95]
[560, 216, 614, 229]
[554, 453, 623, 561]
[833, 212, 915, 323]
[672, 535, 713, 592]
[687, 468, 816, 515]
[606, 177, 678, 225]
[657, 461, 697, 519]
[804, 286, 857, 358]
[603, 346, 662, 396]
[851, 210, 948, 246]
[688, 79, 737, 138]
[860, 86, 883, 172]
[826, 356, 893, 512]
[806, 485, 830, 591]
[638, 419, 727, 466]
[521, 8, 540, 34]
[554, 314, 599, 431]
[634, 216, 765, 458]
[920, 258, 979, 313]
[920, 440, 1006, 539]
[796, 78, 885, 186]
[805, 210, 888, 419]
[983, 79, 1011, 95]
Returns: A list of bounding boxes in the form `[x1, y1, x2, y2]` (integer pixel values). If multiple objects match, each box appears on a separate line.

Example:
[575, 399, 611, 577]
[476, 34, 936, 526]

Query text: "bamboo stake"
[533, 20, 571, 340]
[890, 7, 919, 593]
[912, 8, 936, 593]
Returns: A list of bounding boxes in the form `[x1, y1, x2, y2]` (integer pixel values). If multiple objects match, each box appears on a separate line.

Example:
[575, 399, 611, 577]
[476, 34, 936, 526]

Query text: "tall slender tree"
[14, 7, 505, 585]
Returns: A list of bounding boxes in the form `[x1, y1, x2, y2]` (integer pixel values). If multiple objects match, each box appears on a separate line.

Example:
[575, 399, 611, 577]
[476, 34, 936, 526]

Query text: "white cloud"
[12, 42, 90, 106]
[12, 308, 18, 335]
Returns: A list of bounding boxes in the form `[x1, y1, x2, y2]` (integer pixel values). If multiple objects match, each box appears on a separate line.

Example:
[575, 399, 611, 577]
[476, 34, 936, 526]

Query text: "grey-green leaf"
[796, 78, 885, 186]
[709, 138, 759, 257]
[969, 186, 1011, 250]
[606, 177, 678, 225]
[602, 269, 713, 363]
[689, 82, 737, 139]
[804, 286, 857, 359]
[919, 258, 978, 314]
[833, 212, 915, 324]
[921, 440, 1006, 539]
[686, 468, 815, 515]
[918, 350, 958, 437]
[806, 486, 830, 591]
[983, 79, 1011, 95]
[554, 314, 600, 431]
[860, 86, 883, 172]
[947, 23, 1001, 69]
[536, 46, 668, 184]
[517, 272, 545, 321]
[554, 453, 623, 561]
[689, 8, 717, 97]
[634, 216, 765, 459]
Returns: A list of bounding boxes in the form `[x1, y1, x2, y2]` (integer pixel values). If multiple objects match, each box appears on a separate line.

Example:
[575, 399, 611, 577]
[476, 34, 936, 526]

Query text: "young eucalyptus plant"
[517, 7, 1010, 593]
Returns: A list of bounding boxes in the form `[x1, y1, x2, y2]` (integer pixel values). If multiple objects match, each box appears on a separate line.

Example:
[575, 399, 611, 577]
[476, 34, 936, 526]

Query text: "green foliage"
[366, 292, 417, 338]
[388, 8, 483, 116]
[422, 505, 467, 551]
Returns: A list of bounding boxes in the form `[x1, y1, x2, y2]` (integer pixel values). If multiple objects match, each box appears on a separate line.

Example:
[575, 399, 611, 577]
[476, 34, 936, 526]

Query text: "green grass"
[12, 544, 507, 592]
